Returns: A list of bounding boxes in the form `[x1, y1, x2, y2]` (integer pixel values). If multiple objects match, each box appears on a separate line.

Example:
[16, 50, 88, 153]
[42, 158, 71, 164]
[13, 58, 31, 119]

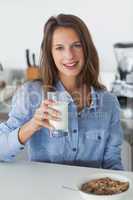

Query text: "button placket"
[70, 103, 78, 156]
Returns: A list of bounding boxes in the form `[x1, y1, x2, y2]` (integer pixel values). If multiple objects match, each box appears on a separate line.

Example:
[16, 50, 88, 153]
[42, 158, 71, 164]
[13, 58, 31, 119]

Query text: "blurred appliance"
[114, 43, 133, 81]
[111, 42, 133, 171]
[111, 42, 133, 118]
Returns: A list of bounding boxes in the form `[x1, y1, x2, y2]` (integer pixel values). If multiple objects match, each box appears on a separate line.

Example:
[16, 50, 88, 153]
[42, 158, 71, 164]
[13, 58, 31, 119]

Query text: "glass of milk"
[47, 91, 68, 135]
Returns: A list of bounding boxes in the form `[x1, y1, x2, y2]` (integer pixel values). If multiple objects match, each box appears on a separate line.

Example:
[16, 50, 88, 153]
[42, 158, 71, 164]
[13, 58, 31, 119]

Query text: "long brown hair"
[39, 13, 105, 91]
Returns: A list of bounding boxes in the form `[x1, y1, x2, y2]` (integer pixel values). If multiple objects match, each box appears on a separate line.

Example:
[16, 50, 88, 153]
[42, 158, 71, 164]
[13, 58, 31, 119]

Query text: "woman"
[0, 14, 123, 170]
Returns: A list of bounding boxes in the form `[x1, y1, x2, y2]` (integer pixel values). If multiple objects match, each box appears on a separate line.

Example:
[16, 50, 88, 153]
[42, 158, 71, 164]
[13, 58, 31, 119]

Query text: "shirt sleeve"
[0, 83, 32, 162]
[102, 95, 124, 170]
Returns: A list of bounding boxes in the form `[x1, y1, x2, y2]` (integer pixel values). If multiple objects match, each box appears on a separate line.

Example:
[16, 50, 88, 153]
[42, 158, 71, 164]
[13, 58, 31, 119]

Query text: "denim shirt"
[0, 81, 123, 170]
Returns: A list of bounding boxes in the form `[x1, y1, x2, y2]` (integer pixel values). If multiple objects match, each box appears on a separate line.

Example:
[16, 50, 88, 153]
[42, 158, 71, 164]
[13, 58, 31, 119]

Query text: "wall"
[0, 0, 132, 72]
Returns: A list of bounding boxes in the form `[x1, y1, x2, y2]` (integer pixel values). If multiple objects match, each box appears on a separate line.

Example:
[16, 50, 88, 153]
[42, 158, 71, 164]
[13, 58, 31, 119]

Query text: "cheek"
[53, 51, 62, 60]
[52, 53, 63, 70]
[52, 52, 60, 65]
[75, 49, 84, 57]
[77, 51, 85, 64]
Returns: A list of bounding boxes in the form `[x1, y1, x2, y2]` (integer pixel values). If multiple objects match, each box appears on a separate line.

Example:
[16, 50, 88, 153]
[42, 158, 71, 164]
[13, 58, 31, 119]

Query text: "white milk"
[49, 102, 68, 131]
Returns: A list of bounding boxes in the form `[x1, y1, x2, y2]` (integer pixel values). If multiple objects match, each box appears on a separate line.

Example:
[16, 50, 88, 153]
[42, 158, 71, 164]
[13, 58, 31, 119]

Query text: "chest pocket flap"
[85, 129, 105, 141]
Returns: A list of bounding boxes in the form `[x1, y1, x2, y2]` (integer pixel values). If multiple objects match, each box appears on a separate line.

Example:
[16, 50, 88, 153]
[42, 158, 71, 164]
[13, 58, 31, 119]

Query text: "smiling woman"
[0, 14, 123, 170]
[51, 27, 84, 80]
[40, 14, 102, 93]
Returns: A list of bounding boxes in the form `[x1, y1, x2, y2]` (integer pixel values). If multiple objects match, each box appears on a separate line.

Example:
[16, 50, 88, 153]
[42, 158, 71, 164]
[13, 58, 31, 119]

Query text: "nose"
[64, 48, 74, 60]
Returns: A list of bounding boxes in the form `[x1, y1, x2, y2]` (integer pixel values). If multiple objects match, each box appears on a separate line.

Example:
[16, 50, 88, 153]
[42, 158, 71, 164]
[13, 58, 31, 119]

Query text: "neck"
[60, 76, 79, 94]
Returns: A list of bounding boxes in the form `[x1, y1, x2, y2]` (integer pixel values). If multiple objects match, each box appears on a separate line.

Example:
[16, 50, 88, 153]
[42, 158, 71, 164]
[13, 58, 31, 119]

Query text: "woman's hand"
[18, 100, 61, 144]
[31, 99, 61, 131]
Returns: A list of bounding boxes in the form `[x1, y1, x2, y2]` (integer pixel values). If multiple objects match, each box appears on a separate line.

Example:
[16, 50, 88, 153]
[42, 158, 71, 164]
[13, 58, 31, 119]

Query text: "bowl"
[78, 173, 132, 200]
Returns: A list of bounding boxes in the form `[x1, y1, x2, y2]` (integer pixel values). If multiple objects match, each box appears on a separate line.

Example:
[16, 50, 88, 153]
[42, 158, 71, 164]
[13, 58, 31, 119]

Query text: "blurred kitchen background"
[0, 0, 133, 171]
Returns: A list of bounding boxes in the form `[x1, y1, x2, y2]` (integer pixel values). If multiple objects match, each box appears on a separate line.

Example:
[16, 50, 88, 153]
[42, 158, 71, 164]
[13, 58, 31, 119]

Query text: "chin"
[64, 69, 82, 77]
[64, 72, 80, 78]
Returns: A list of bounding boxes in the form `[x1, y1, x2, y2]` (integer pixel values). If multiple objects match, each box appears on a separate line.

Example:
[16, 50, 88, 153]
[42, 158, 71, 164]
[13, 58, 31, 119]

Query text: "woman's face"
[51, 27, 85, 80]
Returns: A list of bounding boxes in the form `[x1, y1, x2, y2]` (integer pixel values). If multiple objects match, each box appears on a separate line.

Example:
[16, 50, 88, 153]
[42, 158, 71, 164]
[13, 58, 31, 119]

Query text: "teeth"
[64, 62, 77, 67]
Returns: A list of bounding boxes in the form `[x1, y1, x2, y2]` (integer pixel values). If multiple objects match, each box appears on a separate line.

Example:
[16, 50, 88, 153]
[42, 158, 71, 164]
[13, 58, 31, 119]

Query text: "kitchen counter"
[0, 161, 133, 200]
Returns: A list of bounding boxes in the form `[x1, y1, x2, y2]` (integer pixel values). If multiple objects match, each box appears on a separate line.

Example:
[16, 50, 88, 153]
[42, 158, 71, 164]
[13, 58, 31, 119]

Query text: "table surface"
[0, 161, 133, 200]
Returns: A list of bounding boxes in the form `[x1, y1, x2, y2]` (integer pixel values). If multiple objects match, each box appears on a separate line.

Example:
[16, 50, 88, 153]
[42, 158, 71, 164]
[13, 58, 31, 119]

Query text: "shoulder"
[96, 89, 120, 110]
[21, 80, 43, 92]
[12, 80, 44, 109]
[99, 89, 118, 101]
[15, 80, 43, 98]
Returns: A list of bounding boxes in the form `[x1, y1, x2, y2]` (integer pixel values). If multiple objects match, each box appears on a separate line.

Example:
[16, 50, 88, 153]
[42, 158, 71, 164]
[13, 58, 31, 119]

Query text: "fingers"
[33, 117, 54, 130]
[35, 109, 60, 121]
[41, 100, 61, 118]
[43, 99, 55, 105]
[33, 100, 61, 130]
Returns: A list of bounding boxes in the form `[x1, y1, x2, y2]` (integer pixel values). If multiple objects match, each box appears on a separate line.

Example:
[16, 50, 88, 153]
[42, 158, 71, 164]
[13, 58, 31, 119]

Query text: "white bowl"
[78, 173, 132, 200]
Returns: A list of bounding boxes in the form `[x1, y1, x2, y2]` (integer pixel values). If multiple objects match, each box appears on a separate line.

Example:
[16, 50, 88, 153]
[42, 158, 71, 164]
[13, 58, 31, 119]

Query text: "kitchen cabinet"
[122, 140, 132, 171]
[0, 112, 8, 122]
[121, 119, 133, 171]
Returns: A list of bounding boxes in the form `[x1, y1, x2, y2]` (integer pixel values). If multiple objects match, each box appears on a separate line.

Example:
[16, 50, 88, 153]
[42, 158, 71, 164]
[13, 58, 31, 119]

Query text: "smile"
[63, 62, 78, 69]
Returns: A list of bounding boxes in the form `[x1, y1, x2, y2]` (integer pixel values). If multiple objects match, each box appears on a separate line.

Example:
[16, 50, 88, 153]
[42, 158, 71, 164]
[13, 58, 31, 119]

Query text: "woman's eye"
[55, 46, 63, 50]
[73, 43, 82, 48]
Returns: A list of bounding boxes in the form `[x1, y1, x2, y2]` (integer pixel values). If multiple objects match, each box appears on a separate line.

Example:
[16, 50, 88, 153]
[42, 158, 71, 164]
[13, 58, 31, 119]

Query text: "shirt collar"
[55, 81, 73, 103]
[55, 80, 101, 110]
[88, 87, 101, 111]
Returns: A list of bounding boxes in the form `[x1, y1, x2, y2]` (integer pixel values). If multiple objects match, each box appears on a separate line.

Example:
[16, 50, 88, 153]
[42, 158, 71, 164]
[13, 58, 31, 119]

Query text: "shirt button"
[78, 113, 81, 117]
[98, 136, 101, 140]
[73, 129, 77, 133]
[64, 131, 68, 136]
[72, 148, 77, 152]
[20, 147, 24, 150]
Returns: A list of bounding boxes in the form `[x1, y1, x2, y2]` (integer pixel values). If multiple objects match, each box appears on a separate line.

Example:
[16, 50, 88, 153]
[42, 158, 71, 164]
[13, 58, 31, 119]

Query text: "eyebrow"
[53, 41, 81, 47]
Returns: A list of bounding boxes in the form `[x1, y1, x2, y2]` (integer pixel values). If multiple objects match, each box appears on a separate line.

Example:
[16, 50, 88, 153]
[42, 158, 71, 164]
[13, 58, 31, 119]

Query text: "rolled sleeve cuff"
[8, 128, 25, 157]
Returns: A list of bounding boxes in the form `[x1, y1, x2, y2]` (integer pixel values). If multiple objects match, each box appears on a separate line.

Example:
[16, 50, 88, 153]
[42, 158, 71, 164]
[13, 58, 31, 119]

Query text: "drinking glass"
[47, 91, 69, 135]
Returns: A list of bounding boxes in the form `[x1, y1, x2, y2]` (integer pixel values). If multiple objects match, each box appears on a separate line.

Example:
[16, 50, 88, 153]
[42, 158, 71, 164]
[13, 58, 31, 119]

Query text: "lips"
[63, 61, 78, 69]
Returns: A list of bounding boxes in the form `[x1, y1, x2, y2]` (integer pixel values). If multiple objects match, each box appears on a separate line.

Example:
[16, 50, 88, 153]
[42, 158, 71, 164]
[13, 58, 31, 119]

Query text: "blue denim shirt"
[0, 81, 123, 170]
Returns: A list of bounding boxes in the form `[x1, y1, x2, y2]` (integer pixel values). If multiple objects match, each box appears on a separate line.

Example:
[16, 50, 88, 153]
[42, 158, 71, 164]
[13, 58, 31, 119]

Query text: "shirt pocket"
[84, 129, 105, 142]
[49, 130, 69, 138]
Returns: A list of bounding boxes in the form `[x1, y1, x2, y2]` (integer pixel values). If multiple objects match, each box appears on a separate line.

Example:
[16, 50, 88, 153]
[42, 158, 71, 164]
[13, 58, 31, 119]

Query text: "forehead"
[52, 27, 80, 45]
